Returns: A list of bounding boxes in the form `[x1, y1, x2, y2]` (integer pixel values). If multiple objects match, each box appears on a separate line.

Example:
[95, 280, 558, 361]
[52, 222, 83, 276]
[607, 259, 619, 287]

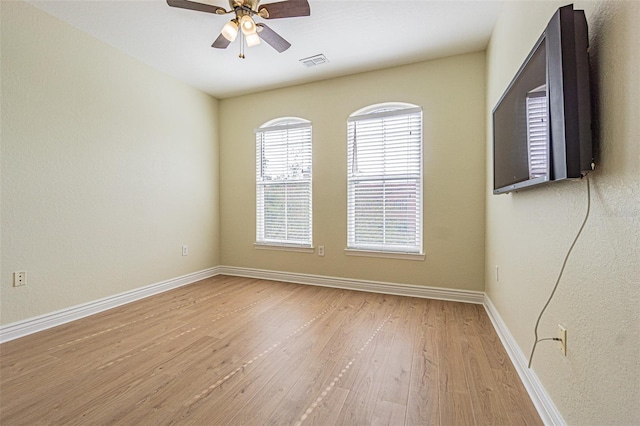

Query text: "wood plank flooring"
[0, 275, 542, 425]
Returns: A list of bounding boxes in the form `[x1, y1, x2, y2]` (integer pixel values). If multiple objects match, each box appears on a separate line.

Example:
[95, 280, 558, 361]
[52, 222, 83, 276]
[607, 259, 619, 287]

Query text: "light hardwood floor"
[0, 275, 541, 425]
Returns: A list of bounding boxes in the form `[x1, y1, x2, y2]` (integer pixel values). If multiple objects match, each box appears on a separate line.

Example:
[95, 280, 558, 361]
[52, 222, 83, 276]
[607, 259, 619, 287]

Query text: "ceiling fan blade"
[258, 0, 310, 19]
[166, 0, 226, 15]
[256, 24, 291, 52]
[212, 33, 231, 49]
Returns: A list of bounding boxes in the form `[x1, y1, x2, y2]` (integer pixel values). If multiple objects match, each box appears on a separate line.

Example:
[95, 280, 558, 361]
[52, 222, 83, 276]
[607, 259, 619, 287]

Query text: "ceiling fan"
[166, 0, 311, 57]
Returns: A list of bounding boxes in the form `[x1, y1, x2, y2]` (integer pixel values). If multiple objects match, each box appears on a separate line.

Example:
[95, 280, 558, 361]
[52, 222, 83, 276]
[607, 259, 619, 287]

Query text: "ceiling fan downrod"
[239, 32, 245, 59]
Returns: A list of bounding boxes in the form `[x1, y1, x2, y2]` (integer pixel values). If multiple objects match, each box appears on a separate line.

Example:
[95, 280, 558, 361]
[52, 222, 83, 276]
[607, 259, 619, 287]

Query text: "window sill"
[344, 249, 425, 261]
[254, 243, 315, 254]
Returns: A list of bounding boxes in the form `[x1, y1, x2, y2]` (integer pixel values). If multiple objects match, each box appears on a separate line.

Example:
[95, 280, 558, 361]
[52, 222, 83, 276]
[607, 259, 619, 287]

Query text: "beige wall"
[1, 2, 220, 325]
[220, 53, 486, 291]
[485, 1, 639, 424]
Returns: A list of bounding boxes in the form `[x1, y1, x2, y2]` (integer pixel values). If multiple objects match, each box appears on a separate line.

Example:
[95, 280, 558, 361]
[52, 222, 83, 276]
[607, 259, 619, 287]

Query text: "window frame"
[255, 117, 313, 252]
[346, 103, 424, 260]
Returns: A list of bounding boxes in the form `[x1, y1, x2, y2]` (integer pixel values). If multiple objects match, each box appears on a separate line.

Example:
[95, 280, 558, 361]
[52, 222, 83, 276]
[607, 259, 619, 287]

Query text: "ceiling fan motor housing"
[230, 0, 261, 12]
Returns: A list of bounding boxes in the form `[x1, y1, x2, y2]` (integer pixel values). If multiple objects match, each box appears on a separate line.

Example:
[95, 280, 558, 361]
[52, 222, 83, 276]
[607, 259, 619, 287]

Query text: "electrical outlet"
[182, 245, 188, 256]
[318, 246, 325, 256]
[13, 271, 26, 287]
[558, 325, 567, 356]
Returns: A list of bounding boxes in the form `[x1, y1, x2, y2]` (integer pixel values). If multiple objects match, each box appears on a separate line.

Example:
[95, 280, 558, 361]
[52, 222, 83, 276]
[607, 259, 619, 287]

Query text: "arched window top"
[349, 102, 421, 120]
[257, 116, 310, 131]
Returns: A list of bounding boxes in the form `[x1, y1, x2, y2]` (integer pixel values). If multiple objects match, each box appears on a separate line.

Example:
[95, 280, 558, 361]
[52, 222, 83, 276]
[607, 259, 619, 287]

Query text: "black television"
[492, 4, 593, 194]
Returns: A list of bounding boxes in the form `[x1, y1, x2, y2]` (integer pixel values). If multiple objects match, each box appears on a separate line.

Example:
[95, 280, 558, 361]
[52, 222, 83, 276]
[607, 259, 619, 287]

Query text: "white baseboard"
[218, 265, 484, 304]
[0, 264, 561, 426]
[0, 266, 480, 343]
[0, 267, 220, 343]
[483, 295, 565, 426]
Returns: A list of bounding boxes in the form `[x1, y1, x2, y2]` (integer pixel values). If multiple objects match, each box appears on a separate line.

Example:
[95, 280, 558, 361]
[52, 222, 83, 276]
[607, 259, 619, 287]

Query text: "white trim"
[0, 264, 562, 426]
[218, 266, 483, 304]
[348, 105, 422, 122]
[254, 243, 315, 253]
[344, 249, 425, 261]
[255, 118, 311, 133]
[0, 267, 220, 343]
[483, 295, 566, 426]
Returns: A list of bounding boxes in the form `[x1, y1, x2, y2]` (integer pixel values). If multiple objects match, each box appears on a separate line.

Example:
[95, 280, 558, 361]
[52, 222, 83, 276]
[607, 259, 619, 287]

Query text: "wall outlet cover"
[13, 271, 26, 287]
[558, 325, 567, 356]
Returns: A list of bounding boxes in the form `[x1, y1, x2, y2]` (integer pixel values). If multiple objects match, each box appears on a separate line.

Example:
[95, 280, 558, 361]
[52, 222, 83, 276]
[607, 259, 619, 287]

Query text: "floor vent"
[299, 54, 328, 68]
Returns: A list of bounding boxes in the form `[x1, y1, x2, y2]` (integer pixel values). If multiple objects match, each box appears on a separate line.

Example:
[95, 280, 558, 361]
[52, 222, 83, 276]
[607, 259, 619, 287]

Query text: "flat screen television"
[492, 4, 593, 194]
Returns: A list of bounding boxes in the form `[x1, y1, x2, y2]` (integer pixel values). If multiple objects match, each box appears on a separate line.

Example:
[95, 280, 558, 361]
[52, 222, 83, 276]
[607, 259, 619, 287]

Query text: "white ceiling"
[27, 0, 503, 99]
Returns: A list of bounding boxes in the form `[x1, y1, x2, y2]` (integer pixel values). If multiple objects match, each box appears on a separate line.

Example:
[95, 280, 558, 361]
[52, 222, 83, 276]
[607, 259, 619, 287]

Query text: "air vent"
[299, 54, 328, 68]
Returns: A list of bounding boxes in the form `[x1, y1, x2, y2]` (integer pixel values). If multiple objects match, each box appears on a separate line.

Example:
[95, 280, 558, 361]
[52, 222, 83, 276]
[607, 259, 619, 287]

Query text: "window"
[347, 103, 423, 256]
[256, 117, 312, 249]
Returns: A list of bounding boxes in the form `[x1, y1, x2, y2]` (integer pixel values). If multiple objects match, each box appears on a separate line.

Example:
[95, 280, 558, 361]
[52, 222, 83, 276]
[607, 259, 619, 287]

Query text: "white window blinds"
[256, 119, 312, 247]
[347, 105, 423, 254]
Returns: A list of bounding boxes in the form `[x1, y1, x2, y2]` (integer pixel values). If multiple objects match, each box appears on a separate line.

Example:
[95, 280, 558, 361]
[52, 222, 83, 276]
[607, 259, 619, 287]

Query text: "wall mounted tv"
[492, 4, 593, 194]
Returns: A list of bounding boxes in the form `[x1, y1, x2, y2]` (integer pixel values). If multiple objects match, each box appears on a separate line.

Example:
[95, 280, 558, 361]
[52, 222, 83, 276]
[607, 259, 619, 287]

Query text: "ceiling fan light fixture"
[166, 0, 312, 57]
[221, 20, 239, 42]
[245, 32, 261, 47]
[240, 15, 257, 35]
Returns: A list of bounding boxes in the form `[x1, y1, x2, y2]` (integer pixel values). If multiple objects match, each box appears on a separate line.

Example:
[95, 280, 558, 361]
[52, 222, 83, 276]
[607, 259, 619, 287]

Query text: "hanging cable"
[528, 174, 592, 368]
